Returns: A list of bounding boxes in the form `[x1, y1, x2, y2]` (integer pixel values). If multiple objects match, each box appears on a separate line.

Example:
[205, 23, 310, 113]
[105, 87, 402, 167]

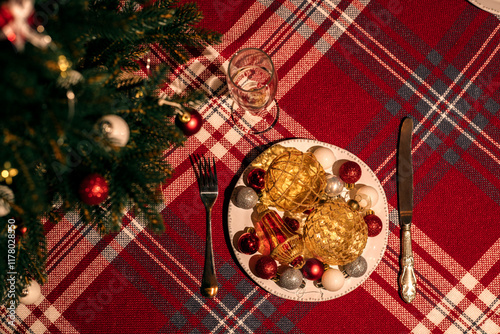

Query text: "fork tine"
[200, 155, 208, 187]
[191, 154, 205, 188]
[202, 156, 209, 186]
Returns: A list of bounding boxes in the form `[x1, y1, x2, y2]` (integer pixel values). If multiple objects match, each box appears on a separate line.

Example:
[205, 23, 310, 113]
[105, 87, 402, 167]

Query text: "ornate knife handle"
[399, 224, 416, 303]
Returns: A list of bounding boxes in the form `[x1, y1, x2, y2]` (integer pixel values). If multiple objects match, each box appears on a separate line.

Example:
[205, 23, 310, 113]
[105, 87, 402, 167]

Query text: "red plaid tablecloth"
[2, 0, 500, 333]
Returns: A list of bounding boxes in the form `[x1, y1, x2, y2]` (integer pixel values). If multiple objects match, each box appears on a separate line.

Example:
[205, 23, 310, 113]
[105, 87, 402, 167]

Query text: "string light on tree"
[0, 162, 18, 185]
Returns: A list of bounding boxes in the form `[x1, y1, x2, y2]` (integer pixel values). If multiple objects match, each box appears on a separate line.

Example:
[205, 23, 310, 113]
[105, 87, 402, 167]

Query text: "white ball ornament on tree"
[0, 185, 14, 217]
[19, 280, 42, 305]
[312, 147, 336, 170]
[97, 114, 130, 147]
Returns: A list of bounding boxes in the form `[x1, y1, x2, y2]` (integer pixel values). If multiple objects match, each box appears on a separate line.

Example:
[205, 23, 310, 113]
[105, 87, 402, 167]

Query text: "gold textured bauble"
[303, 200, 368, 265]
[250, 144, 289, 170]
[262, 149, 326, 213]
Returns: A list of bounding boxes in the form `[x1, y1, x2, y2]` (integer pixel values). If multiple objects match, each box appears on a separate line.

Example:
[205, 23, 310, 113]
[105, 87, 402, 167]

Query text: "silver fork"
[191, 154, 218, 298]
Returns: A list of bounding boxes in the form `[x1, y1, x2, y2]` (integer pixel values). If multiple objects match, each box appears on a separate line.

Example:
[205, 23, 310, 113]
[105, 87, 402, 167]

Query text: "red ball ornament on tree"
[79, 173, 109, 205]
[339, 161, 362, 184]
[175, 108, 203, 136]
[0, 5, 14, 30]
[238, 232, 260, 255]
[247, 168, 266, 192]
[255, 256, 278, 279]
[364, 214, 383, 237]
[301, 258, 324, 281]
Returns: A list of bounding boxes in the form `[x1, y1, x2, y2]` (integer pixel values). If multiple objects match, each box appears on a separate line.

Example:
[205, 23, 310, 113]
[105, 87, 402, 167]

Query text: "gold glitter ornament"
[262, 150, 326, 213]
[303, 199, 368, 265]
[250, 145, 290, 170]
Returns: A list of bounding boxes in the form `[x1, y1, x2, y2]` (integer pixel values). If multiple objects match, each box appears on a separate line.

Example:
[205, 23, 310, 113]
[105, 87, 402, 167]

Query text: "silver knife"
[398, 117, 417, 303]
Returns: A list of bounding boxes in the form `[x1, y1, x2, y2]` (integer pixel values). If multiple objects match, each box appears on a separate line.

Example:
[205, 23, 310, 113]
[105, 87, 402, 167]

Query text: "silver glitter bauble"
[324, 174, 344, 197]
[342, 256, 367, 278]
[279, 268, 303, 290]
[235, 187, 259, 209]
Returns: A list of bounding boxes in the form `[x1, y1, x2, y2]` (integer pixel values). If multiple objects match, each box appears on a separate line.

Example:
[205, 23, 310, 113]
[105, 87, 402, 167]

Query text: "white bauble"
[97, 115, 130, 147]
[0, 185, 14, 217]
[19, 280, 42, 305]
[321, 269, 345, 292]
[356, 185, 379, 207]
[324, 174, 344, 197]
[312, 147, 336, 170]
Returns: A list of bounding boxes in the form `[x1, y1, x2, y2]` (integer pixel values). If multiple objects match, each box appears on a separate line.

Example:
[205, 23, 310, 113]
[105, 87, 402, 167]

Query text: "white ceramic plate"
[468, 0, 500, 15]
[227, 139, 390, 301]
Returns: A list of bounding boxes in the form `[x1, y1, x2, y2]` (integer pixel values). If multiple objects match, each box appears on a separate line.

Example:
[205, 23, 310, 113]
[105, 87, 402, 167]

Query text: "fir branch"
[0, 0, 221, 302]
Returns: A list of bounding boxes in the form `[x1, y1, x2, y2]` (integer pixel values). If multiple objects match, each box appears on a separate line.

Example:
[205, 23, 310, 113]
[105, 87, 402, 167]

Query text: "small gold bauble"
[262, 150, 326, 213]
[347, 199, 360, 211]
[303, 200, 368, 266]
[364, 209, 375, 217]
[344, 183, 355, 190]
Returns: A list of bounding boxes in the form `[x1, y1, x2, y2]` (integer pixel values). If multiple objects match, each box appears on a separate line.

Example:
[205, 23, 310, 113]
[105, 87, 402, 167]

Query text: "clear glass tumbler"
[227, 48, 279, 134]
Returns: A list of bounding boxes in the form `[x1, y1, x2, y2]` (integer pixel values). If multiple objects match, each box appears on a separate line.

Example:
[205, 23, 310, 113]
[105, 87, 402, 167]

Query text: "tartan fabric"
[2, 0, 500, 333]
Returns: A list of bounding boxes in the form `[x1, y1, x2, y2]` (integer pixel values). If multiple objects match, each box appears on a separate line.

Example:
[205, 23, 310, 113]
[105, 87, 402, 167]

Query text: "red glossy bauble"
[10, 217, 27, 243]
[238, 232, 260, 255]
[79, 173, 109, 205]
[255, 256, 278, 279]
[0, 6, 14, 29]
[301, 258, 324, 281]
[175, 109, 203, 136]
[247, 168, 266, 192]
[339, 161, 362, 184]
[364, 214, 383, 237]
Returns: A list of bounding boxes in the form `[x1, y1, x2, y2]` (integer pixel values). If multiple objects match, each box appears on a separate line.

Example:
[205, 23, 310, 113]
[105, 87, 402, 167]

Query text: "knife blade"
[398, 117, 417, 303]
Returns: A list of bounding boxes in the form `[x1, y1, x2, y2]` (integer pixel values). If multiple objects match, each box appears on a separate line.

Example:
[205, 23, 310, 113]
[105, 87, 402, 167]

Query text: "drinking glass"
[227, 48, 279, 134]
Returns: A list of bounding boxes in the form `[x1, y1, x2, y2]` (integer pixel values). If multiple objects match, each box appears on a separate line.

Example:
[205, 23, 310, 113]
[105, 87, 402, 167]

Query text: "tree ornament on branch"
[0, 185, 14, 217]
[79, 174, 109, 206]
[0, 0, 52, 51]
[175, 108, 203, 136]
[159, 98, 204, 136]
[97, 115, 130, 148]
